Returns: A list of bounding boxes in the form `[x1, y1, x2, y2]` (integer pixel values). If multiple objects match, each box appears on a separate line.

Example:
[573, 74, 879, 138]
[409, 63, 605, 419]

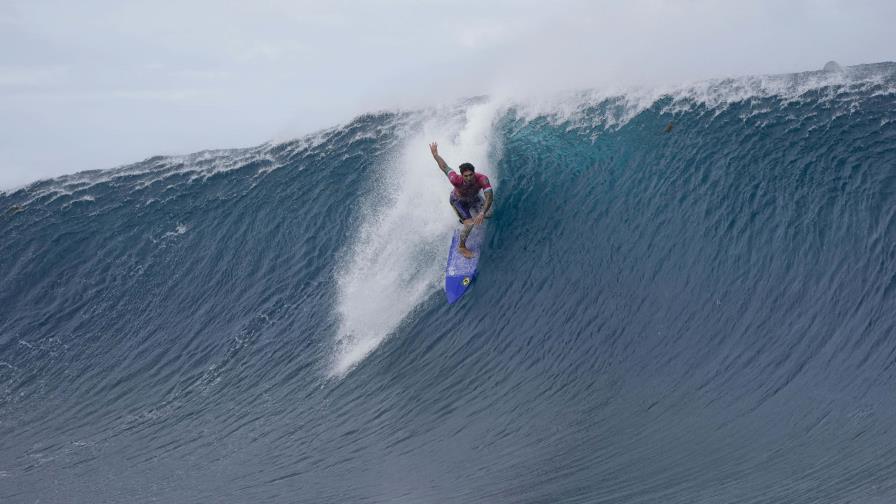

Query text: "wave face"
[2, 63, 896, 503]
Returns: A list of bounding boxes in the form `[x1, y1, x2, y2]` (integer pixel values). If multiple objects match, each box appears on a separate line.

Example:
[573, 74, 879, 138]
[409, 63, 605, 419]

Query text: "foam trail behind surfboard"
[329, 101, 501, 377]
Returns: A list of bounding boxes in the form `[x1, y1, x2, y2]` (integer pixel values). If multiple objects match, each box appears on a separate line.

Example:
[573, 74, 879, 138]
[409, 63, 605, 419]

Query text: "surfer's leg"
[458, 209, 476, 257]
[450, 194, 472, 224]
[460, 222, 474, 243]
[459, 198, 485, 258]
[451, 194, 476, 258]
[458, 225, 475, 259]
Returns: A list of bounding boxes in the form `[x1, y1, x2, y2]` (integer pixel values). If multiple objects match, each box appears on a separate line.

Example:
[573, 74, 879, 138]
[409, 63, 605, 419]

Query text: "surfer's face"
[461, 171, 475, 183]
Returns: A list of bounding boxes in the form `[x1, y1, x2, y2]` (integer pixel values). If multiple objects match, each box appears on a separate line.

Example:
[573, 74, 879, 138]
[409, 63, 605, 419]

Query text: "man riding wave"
[429, 142, 493, 259]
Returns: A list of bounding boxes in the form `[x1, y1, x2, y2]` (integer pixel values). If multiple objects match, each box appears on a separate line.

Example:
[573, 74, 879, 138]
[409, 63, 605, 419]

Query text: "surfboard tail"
[445, 274, 476, 304]
[444, 226, 485, 303]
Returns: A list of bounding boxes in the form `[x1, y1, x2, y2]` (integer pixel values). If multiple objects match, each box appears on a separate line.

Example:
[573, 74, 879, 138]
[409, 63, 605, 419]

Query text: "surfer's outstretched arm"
[429, 142, 452, 176]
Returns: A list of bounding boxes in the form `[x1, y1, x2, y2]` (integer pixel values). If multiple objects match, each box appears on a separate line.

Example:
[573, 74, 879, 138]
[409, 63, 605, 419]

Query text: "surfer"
[429, 142, 493, 259]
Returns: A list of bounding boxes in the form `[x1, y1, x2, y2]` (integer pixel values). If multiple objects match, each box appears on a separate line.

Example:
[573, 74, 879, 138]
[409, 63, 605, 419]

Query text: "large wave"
[2, 62, 895, 503]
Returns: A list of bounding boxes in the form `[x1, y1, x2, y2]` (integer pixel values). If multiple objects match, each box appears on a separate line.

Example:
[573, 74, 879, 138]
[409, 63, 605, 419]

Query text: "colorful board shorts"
[450, 193, 484, 222]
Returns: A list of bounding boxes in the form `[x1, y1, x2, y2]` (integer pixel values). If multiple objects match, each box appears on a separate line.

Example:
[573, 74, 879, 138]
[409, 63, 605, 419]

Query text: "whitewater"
[1, 62, 896, 503]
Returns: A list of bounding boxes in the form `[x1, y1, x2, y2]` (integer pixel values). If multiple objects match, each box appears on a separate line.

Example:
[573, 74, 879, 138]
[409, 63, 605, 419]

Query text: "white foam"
[510, 64, 896, 132]
[60, 195, 95, 209]
[11, 134, 315, 203]
[328, 100, 502, 377]
[154, 223, 189, 242]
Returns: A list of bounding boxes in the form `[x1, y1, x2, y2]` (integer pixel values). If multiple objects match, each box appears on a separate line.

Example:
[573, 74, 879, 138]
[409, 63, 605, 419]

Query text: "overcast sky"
[1, 0, 894, 189]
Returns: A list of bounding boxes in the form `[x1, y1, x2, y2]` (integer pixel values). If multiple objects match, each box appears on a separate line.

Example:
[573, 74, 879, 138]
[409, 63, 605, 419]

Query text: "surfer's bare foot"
[459, 246, 474, 259]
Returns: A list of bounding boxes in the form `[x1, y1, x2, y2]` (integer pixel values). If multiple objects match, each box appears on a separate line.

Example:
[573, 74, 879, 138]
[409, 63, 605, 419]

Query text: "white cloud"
[0, 64, 70, 88]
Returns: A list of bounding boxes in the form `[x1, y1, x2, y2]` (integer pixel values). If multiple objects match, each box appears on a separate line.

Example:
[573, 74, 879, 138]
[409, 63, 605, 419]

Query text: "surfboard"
[445, 224, 485, 304]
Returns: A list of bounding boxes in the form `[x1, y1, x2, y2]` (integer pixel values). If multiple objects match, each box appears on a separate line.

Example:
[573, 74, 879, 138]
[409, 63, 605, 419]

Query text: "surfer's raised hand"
[429, 142, 451, 175]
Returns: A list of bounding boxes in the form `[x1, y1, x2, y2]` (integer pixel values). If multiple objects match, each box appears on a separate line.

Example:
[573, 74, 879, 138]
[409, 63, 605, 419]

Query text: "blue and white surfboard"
[445, 225, 485, 304]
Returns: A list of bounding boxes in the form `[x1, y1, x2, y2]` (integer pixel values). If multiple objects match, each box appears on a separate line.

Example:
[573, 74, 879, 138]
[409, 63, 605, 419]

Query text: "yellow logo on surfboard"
[462, 277, 471, 286]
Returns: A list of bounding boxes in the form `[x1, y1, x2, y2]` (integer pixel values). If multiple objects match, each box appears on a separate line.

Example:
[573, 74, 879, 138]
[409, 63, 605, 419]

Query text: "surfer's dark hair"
[459, 163, 475, 174]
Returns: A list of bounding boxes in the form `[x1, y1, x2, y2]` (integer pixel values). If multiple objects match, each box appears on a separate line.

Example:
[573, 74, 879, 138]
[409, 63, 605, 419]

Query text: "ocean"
[2, 62, 895, 503]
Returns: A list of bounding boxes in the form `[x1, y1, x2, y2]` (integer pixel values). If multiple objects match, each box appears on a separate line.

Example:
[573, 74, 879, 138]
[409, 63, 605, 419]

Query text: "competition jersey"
[448, 171, 492, 200]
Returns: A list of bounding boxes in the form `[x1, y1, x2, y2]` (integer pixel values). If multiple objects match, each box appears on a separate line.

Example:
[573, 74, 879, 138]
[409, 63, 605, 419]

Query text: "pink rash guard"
[448, 171, 492, 200]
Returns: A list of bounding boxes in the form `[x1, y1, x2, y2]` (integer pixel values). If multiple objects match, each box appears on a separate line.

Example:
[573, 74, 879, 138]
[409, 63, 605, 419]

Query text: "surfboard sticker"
[445, 225, 485, 304]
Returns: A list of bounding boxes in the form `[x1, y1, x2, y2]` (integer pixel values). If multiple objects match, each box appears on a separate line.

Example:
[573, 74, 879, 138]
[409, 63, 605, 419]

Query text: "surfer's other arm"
[429, 142, 452, 176]
[474, 189, 493, 225]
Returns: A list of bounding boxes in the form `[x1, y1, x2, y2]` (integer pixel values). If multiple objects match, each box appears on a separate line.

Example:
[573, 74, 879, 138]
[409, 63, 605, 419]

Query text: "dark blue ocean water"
[2, 63, 896, 503]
